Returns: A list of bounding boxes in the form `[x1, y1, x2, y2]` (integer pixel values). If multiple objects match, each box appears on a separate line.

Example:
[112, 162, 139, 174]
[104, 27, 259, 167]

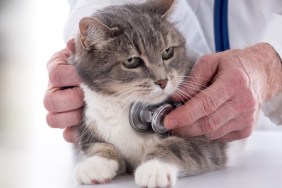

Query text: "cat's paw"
[74, 156, 118, 185]
[135, 159, 179, 188]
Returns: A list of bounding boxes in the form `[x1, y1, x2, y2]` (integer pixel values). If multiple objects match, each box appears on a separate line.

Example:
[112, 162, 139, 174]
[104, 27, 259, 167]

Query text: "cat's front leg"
[135, 158, 179, 188]
[135, 136, 226, 188]
[75, 143, 126, 185]
[135, 137, 182, 188]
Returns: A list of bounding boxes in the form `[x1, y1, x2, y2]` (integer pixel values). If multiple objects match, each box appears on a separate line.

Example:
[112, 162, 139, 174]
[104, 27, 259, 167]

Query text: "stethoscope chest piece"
[129, 103, 153, 132]
[129, 102, 176, 134]
[151, 104, 174, 134]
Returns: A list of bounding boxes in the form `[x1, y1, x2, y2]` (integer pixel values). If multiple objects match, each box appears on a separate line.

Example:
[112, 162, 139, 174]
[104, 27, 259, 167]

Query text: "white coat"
[64, 0, 282, 126]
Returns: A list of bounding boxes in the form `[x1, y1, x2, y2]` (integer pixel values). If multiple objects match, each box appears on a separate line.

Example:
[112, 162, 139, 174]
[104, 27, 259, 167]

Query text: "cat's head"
[73, 0, 193, 105]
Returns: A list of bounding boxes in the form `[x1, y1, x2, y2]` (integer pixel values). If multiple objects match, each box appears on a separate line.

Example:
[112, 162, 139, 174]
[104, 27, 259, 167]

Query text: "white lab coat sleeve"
[63, 0, 211, 55]
[258, 13, 282, 126]
[262, 94, 282, 126]
[259, 13, 282, 60]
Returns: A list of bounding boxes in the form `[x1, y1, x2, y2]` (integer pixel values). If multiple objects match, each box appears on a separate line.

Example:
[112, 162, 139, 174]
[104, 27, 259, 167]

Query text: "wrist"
[249, 43, 282, 102]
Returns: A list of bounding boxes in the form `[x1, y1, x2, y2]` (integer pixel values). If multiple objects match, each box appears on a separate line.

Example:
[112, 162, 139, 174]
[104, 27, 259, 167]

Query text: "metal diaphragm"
[129, 102, 175, 134]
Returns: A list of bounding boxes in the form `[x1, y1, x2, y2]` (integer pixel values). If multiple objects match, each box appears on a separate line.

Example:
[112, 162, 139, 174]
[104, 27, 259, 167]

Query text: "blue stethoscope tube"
[214, 0, 230, 52]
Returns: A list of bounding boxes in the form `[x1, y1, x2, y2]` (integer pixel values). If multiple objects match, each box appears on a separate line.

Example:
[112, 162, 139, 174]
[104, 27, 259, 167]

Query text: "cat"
[70, 0, 228, 187]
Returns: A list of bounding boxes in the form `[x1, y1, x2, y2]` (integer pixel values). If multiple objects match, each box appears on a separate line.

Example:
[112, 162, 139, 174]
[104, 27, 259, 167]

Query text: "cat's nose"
[154, 78, 168, 89]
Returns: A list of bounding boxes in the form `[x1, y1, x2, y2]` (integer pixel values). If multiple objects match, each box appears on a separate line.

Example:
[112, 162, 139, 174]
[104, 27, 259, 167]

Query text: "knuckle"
[232, 68, 249, 88]
[201, 95, 218, 115]
[244, 114, 255, 126]
[226, 68, 249, 95]
[72, 109, 83, 124]
[63, 128, 76, 143]
[46, 113, 58, 128]
[245, 93, 257, 109]
[72, 87, 85, 106]
[238, 92, 257, 112]
[48, 49, 69, 66]
[49, 66, 61, 87]
[198, 54, 214, 64]
[181, 103, 197, 125]
[237, 128, 252, 139]
[49, 65, 63, 86]
[202, 116, 217, 134]
[43, 93, 56, 112]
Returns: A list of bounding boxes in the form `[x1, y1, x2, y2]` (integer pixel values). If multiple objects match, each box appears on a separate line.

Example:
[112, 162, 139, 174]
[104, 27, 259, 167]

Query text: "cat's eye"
[122, 57, 143, 69]
[162, 47, 174, 60]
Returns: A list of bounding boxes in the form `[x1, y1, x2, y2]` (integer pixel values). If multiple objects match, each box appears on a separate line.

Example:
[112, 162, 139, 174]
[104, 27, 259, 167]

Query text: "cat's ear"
[148, 0, 176, 18]
[79, 17, 120, 50]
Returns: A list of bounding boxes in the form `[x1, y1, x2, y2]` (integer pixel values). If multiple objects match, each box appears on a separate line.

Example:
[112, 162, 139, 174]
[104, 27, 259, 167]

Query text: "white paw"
[74, 156, 118, 185]
[135, 159, 179, 188]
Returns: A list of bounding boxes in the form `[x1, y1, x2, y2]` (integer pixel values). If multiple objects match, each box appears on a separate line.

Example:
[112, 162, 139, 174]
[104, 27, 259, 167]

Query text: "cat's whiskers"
[176, 75, 239, 104]
[179, 80, 237, 111]
[180, 82, 226, 101]
[176, 75, 229, 101]
[173, 79, 239, 125]
[175, 88, 207, 117]
[118, 89, 148, 107]
[111, 85, 138, 98]
[177, 75, 215, 82]
[182, 83, 239, 120]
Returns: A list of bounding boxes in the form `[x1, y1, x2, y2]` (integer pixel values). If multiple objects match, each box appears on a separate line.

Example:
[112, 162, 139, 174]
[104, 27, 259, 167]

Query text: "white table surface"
[1, 129, 281, 188]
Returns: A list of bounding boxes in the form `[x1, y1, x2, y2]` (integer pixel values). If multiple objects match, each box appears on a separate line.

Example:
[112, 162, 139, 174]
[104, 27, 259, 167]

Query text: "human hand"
[44, 39, 83, 143]
[165, 43, 282, 142]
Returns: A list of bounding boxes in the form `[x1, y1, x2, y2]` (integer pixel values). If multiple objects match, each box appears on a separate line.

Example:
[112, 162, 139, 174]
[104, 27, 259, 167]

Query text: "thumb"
[67, 38, 75, 53]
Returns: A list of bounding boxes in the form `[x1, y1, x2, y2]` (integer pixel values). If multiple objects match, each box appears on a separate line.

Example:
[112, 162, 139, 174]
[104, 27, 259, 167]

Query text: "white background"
[0, 1, 71, 187]
[0, 0, 69, 135]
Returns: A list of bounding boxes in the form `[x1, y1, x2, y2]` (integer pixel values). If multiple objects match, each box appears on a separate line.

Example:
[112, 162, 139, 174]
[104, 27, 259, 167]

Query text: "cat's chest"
[84, 97, 159, 168]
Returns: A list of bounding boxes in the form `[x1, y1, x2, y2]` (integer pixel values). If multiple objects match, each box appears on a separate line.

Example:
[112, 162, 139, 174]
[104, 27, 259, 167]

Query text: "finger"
[206, 109, 258, 140]
[217, 127, 252, 143]
[63, 126, 80, 143]
[46, 108, 83, 129]
[217, 110, 258, 142]
[44, 87, 84, 113]
[48, 48, 70, 66]
[48, 62, 81, 87]
[204, 119, 245, 140]
[67, 38, 75, 53]
[172, 101, 238, 137]
[165, 79, 230, 130]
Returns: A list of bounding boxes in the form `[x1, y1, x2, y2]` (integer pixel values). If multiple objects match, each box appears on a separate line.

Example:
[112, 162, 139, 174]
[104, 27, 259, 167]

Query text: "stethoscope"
[129, 0, 230, 134]
[129, 102, 182, 135]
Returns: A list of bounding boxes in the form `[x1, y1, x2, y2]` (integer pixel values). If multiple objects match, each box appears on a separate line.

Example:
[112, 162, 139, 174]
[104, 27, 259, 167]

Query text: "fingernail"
[164, 118, 177, 129]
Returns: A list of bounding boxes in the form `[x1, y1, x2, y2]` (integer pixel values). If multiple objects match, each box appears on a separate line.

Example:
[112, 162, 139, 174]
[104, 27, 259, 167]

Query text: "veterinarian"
[44, 0, 282, 143]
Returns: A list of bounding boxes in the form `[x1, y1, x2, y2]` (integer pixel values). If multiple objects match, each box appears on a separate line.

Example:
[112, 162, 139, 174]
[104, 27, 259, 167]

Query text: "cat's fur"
[71, 0, 227, 187]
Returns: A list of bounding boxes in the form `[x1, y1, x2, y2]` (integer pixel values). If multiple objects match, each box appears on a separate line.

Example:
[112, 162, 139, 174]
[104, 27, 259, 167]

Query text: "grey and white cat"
[71, 0, 229, 187]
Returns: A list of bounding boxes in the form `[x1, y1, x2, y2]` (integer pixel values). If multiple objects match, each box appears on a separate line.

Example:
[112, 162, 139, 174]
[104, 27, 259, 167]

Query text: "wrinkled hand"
[43, 39, 83, 143]
[165, 43, 282, 142]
